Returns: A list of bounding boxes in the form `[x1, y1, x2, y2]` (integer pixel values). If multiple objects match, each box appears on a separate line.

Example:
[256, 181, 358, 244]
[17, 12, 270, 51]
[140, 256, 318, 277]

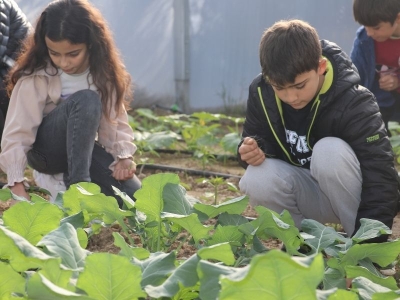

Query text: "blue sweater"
[350, 26, 396, 108]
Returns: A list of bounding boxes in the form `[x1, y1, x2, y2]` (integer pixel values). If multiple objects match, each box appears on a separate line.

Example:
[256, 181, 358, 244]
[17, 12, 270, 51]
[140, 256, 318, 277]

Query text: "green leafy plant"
[1, 173, 399, 299]
[197, 177, 238, 205]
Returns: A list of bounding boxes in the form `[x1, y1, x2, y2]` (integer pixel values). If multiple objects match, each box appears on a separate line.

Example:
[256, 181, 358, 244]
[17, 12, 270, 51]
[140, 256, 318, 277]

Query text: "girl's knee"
[73, 89, 101, 108]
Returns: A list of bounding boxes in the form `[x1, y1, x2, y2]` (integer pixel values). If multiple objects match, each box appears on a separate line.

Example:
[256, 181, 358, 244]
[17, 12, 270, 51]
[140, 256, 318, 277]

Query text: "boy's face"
[364, 14, 400, 41]
[269, 59, 327, 110]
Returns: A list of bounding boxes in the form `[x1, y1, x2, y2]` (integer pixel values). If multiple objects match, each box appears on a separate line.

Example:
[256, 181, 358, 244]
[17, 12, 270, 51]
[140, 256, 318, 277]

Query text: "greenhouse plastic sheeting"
[17, 0, 360, 113]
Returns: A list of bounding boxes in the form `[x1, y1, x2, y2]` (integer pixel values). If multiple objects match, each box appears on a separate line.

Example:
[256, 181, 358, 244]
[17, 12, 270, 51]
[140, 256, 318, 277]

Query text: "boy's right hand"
[238, 137, 265, 166]
[10, 182, 30, 201]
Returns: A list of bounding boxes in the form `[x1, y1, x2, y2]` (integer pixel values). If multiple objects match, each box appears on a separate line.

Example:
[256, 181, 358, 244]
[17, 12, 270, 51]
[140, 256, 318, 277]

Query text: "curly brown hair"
[8, 0, 132, 119]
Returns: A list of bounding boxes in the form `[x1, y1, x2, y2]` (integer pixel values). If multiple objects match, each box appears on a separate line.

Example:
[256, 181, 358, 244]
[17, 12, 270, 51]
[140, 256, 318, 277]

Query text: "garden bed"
[1, 110, 400, 299]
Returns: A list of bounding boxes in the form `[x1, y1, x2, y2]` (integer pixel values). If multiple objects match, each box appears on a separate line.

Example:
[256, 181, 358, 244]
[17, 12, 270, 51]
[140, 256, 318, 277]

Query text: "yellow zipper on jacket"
[258, 87, 301, 166]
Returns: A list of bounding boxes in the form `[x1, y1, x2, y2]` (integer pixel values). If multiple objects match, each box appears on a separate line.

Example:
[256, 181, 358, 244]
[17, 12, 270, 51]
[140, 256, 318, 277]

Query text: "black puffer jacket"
[0, 0, 30, 76]
[239, 40, 400, 236]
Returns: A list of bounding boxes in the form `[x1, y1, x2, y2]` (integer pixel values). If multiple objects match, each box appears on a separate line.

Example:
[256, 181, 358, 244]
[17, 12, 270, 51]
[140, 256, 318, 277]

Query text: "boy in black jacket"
[238, 19, 399, 241]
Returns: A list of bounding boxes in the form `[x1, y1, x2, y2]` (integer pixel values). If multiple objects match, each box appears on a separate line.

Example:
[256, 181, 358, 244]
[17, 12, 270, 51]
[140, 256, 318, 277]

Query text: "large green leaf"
[136, 108, 158, 120]
[143, 131, 180, 150]
[0, 261, 26, 298]
[76, 253, 146, 300]
[60, 211, 85, 229]
[27, 273, 94, 300]
[372, 291, 400, 300]
[207, 225, 244, 247]
[0, 188, 11, 201]
[3, 201, 63, 245]
[37, 259, 74, 291]
[132, 252, 176, 287]
[323, 267, 347, 290]
[316, 289, 358, 299]
[301, 219, 349, 253]
[340, 240, 400, 268]
[238, 208, 303, 255]
[220, 132, 241, 154]
[351, 277, 392, 299]
[135, 173, 180, 222]
[112, 186, 136, 209]
[163, 183, 195, 216]
[194, 195, 248, 218]
[351, 219, 392, 243]
[79, 193, 133, 225]
[217, 213, 249, 226]
[145, 254, 200, 298]
[0, 226, 55, 272]
[37, 223, 89, 271]
[219, 250, 324, 300]
[345, 266, 398, 290]
[191, 111, 221, 122]
[197, 243, 235, 266]
[62, 183, 102, 216]
[197, 260, 237, 300]
[162, 213, 211, 244]
[113, 232, 150, 260]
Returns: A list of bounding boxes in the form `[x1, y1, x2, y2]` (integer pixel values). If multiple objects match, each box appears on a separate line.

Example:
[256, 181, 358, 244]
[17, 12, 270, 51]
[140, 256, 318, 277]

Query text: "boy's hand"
[10, 182, 30, 201]
[238, 137, 265, 166]
[112, 158, 136, 181]
[379, 74, 399, 91]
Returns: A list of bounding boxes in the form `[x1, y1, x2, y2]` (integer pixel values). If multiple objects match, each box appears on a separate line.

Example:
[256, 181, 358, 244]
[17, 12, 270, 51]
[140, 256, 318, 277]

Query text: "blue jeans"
[27, 90, 141, 206]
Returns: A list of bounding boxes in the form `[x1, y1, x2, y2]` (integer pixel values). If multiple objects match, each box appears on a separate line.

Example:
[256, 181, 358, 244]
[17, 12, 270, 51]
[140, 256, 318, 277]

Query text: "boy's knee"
[311, 137, 360, 179]
[239, 159, 293, 199]
[312, 138, 357, 168]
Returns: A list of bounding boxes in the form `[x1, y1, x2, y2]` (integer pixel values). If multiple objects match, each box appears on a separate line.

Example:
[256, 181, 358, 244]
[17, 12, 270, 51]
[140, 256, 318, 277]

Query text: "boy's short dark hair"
[259, 19, 321, 86]
[353, 0, 400, 26]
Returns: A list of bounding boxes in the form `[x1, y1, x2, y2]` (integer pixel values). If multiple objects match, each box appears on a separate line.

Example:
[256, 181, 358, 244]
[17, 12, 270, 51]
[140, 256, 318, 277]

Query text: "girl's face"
[45, 37, 90, 74]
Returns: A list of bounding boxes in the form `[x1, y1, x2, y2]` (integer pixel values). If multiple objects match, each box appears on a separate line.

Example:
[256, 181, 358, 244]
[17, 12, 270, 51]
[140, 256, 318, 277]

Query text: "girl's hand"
[112, 158, 136, 181]
[10, 182, 30, 201]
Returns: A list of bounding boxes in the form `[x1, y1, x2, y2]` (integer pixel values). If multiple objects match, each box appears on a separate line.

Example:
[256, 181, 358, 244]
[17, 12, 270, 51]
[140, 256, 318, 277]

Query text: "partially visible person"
[0, 0, 141, 205]
[238, 19, 399, 242]
[0, 0, 31, 142]
[350, 0, 400, 136]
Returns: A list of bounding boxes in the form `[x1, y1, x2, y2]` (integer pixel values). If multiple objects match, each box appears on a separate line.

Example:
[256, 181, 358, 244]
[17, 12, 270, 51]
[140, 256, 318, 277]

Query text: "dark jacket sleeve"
[237, 77, 282, 168]
[2, 0, 31, 61]
[338, 86, 399, 241]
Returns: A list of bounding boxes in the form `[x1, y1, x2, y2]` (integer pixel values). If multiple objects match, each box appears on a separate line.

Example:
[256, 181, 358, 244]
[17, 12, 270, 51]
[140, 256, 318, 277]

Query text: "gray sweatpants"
[239, 137, 362, 235]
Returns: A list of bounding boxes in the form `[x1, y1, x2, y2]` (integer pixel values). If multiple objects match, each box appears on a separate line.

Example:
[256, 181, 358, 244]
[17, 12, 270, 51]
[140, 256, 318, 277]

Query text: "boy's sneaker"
[33, 170, 66, 202]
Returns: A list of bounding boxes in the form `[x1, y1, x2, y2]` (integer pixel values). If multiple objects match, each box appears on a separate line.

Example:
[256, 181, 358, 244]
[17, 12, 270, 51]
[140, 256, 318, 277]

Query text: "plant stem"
[175, 234, 191, 255]
[234, 255, 245, 268]
[157, 221, 162, 252]
[116, 217, 136, 246]
[214, 185, 218, 205]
